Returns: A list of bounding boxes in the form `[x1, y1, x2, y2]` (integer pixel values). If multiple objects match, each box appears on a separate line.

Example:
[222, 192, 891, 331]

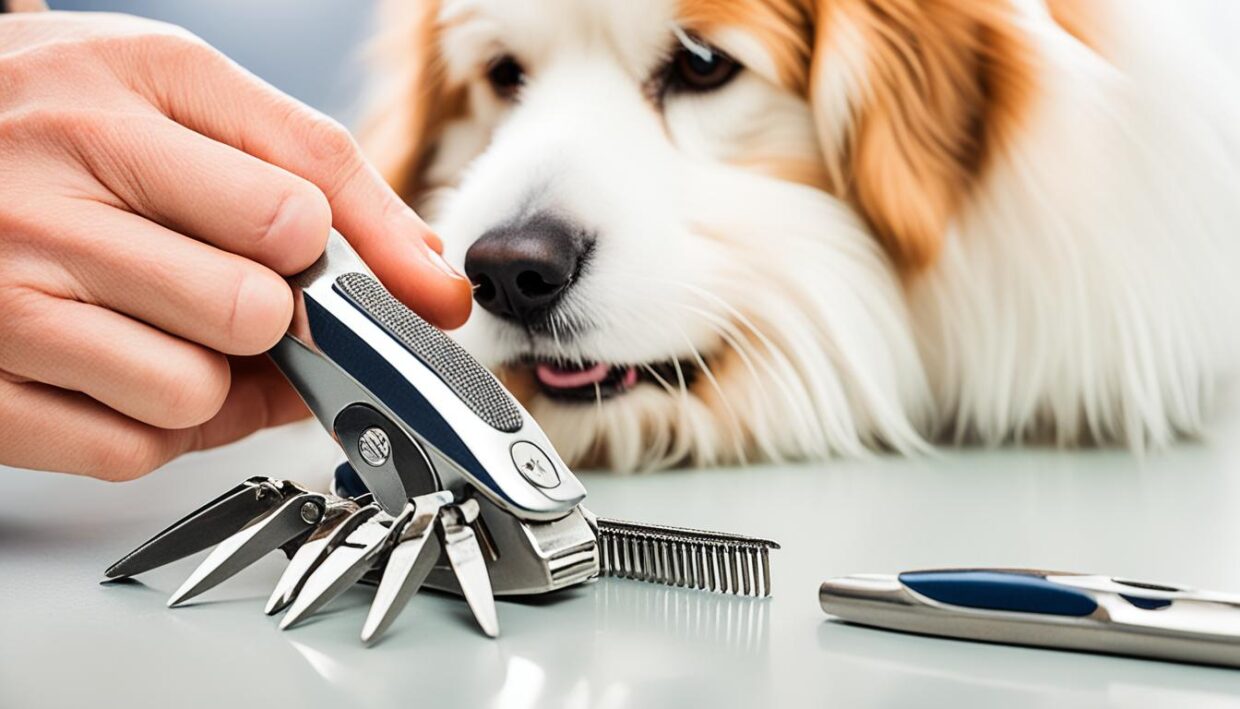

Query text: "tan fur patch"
[678, 1, 1037, 275]
[360, 0, 468, 202]
[1047, 0, 1112, 53]
[817, 0, 1037, 274]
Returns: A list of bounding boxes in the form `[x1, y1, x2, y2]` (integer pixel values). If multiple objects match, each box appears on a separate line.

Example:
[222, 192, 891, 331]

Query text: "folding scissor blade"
[265, 504, 380, 615]
[168, 492, 326, 607]
[105, 478, 286, 580]
[440, 502, 499, 638]
[361, 522, 444, 644]
[278, 513, 398, 630]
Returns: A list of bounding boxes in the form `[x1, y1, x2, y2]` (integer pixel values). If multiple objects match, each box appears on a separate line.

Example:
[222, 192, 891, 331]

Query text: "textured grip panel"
[334, 272, 523, 433]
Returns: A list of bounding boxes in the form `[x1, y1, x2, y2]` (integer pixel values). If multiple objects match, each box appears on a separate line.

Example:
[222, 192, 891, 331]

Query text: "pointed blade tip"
[263, 595, 287, 616]
[480, 620, 500, 639]
[277, 611, 301, 630]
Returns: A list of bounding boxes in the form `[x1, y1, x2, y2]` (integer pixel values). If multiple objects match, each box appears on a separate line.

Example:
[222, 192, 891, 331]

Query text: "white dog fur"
[362, 0, 1240, 471]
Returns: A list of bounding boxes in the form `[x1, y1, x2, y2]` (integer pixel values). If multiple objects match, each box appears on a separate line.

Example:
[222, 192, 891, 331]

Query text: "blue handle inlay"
[305, 297, 511, 505]
[1120, 594, 1173, 610]
[333, 462, 369, 499]
[899, 571, 1099, 617]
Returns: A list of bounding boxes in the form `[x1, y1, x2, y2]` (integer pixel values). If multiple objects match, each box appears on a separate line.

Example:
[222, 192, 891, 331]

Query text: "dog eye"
[486, 55, 525, 100]
[668, 43, 740, 93]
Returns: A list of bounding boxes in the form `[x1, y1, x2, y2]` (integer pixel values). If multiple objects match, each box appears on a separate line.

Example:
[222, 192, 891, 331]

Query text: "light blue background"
[48, 0, 376, 121]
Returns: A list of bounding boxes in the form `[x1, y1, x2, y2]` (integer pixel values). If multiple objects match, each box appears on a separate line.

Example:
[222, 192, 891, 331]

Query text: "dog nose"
[464, 216, 583, 322]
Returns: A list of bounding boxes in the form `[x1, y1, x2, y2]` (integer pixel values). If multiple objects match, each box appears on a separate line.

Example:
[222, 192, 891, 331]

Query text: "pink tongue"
[536, 362, 612, 389]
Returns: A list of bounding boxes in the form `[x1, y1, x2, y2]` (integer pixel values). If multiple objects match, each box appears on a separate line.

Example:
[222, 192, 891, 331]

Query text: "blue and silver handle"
[269, 229, 586, 521]
[820, 569, 1240, 668]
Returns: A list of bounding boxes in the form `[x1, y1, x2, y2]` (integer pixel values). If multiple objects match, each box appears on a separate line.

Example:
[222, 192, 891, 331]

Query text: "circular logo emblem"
[510, 441, 560, 488]
[358, 427, 392, 467]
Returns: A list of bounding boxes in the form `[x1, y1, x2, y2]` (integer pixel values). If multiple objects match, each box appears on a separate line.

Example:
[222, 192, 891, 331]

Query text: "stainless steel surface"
[820, 572, 1240, 668]
[279, 511, 399, 630]
[440, 499, 501, 638]
[361, 494, 449, 644]
[7, 419, 1240, 707]
[267, 336, 421, 514]
[103, 477, 296, 579]
[166, 490, 325, 607]
[266, 503, 379, 615]
[426, 498, 599, 596]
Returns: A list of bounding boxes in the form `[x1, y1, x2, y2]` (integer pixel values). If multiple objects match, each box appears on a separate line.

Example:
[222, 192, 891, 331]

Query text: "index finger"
[125, 36, 472, 329]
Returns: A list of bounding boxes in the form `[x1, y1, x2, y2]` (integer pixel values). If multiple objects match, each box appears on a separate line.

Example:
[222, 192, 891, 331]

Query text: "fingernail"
[424, 243, 465, 280]
[423, 230, 445, 254]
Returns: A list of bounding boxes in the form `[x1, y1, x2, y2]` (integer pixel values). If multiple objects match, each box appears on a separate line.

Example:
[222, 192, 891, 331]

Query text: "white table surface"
[5, 409, 1240, 709]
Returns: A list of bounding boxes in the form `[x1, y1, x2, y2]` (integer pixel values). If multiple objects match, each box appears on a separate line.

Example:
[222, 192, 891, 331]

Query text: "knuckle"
[153, 354, 229, 428]
[295, 112, 364, 196]
[47, 107, 110, 142]
[95, 429, 171, 482]
[0, 105, 84, 143]
[0, 287, 51, 358]
[0, 284, 39, 326]
[0, 35, 97, 79]
[125, 28, 215, 64]
[0, 105, 117, 152]
[0, 292, 34, 367]
[0, 44, 63, 96]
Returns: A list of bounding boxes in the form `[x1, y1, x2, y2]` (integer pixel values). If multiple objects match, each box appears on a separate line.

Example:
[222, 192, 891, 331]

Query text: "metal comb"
[591, 516, 778, 597]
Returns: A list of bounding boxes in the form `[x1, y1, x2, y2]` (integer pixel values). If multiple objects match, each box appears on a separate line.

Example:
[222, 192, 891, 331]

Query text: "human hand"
[0, 12, 472, 480]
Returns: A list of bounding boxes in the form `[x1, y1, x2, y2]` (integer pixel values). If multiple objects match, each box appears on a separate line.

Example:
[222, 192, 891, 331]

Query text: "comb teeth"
[593, 518, 779, 597]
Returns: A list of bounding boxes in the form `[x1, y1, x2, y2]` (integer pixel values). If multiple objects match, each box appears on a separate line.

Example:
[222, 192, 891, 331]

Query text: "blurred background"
[46, 0, 1240, 131]
[48, 0, 377, 123]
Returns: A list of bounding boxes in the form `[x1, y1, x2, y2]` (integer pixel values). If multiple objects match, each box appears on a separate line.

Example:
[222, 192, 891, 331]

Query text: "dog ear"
[359, 0, 466, 205]
[809, 0, 1033, 273]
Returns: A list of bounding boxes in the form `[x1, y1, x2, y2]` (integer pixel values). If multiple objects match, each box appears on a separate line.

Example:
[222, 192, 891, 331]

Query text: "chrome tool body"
[105, 230, 777, 645]
[820, 569, 1240, 668]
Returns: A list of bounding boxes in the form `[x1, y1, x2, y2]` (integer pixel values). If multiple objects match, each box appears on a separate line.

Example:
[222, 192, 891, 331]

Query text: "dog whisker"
[638, 362, 677, 396]
[548, 316, 564, 355]
[591, 268, 817, 459]
[675, 327, 748, 466]
[678, 305, 791, 463]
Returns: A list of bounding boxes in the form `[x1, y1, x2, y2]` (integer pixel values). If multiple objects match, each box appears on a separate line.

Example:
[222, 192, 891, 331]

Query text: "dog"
[360, 0, 1240, 471]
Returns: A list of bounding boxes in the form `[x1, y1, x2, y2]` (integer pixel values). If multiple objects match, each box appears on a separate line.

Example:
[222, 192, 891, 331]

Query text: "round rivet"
[299, 501, 322, 525]
[358, 427, 392, 467]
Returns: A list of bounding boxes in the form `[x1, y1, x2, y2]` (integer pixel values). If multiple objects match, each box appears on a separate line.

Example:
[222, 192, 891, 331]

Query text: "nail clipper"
[104, 230, 778, 644]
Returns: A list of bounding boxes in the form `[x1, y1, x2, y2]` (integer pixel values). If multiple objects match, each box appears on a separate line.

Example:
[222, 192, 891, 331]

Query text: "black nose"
[464, 215, 585, 324]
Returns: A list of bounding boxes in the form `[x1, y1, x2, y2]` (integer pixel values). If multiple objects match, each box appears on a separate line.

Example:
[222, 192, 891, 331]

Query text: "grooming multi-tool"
[820, 568, 1240, 668]
[104, 229, 778, 644]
